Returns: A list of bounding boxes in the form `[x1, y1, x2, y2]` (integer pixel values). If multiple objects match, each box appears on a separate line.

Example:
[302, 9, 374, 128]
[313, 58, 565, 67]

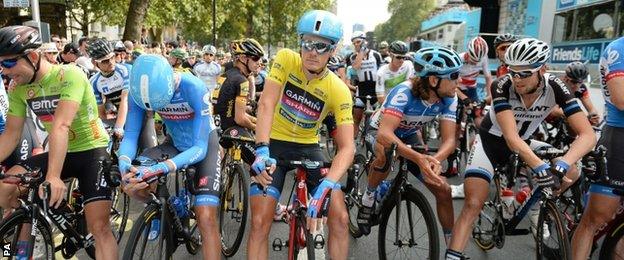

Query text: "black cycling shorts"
[249, 139, 327, 200]
[17, 147, 111, 204]
[354, 85, 378, 109]
[137, 130, 221, 197]
[591, 125, 624, 194]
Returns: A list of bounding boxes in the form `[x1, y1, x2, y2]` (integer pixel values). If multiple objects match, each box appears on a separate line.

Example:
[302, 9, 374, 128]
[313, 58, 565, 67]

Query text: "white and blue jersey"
[600, 37, 624, 128]
[369, 81, 457, 138]
[90, 64, 130, 107]
[118, 73, 216, 170]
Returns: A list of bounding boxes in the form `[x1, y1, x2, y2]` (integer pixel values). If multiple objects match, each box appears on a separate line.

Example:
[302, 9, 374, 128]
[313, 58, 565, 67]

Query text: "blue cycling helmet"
[129, 54, 175, 111]
[412, 46, 463, 77]
[296, 10, 343, 45]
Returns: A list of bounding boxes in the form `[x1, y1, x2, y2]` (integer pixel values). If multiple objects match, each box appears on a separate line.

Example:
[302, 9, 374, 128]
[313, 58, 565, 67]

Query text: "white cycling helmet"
[351, 31, 366, 42]
[202, 44, 217, 55]
[504, 38, 551, 67]
[467, 36, 488, 62]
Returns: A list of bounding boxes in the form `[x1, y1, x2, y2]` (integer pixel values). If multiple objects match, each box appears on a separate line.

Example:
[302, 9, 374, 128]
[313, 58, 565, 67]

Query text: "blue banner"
[557, 0, 576, 10]
[550, 42, 609, 64]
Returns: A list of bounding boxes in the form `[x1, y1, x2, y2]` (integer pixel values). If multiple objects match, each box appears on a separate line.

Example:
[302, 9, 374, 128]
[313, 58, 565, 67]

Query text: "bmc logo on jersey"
[390, 92, 408, 106]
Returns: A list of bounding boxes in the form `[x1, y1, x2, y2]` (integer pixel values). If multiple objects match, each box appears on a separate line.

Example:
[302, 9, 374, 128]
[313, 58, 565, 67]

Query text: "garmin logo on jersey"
[281, 83, 324, 121]
[157, 102, 194, 120]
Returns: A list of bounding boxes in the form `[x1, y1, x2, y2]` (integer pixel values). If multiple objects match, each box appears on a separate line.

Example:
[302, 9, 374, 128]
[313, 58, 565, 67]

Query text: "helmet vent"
[314, 21, 322, 32]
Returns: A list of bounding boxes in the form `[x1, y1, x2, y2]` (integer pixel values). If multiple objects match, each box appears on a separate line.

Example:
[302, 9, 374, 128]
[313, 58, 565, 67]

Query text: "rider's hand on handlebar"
[251, 146, 276, 187]
[533, 164, 561, 190]
[122, 171, 149, 193]
[38, 176, 67, 209]
[307, 178, 338, 231]
[415, 154, 444, 187]
[113, 126, 125, 139]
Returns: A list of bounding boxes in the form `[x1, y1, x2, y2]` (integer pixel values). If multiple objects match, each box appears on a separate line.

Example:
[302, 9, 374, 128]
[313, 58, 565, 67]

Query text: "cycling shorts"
[17, 147, 111, 204]
[354, 85, 379, 109]
[464, 130, 551, 183]
[137, 130, 221, 199]
[249, 139, 329, 201]
[589, 125, 624, 197]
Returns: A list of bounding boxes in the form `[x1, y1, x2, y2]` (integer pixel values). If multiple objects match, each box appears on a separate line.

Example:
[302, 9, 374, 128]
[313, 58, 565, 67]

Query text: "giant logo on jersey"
[27, 95, 60, 122]
[279, 82, 325, 129]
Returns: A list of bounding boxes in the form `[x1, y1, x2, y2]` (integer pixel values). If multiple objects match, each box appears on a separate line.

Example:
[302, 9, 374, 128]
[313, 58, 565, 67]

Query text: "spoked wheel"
[110, 187, 130, 243]
[535, 200, 571, 260]
[288, 213, 315, 260]
[123, 205, 170, 260]
[0, 209, 54, 260]
[472, 201, 503, 251]
[346, 154, 368, 238]
[220, 164, 249, 257]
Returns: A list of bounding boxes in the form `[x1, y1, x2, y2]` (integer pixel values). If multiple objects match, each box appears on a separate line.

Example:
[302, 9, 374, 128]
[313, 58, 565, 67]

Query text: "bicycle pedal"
[272, 238, 284, 251]
[314, 234, 325, 249]
[506, 228, 530, 236]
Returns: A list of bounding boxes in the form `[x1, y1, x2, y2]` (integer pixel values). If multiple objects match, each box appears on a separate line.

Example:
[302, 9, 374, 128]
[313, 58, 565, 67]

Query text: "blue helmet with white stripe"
[129, 54, 175, 111]
[412, 46, 463, 77]
[296, 10, 343, 45]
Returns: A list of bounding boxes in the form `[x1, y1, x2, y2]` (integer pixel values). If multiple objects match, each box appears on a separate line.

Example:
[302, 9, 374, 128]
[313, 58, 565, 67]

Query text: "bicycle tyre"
[0, 208, 55, 260]
[111, 187, 130, 243]
[290, 214, 315, 260]
[536, 200, 571, 260]
[599, 221, 624, 259]
[220, 164, 249, 257]
[123, 204, 171, 260]
[378, 187, 439, 260]
[346, 153, 367, 238]
[459, 124, 477, 174]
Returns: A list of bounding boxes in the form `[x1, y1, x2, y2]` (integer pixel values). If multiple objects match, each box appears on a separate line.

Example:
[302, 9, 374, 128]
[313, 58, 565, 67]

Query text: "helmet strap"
[432, 78, 444, 100]
[26, 52, 42, 84]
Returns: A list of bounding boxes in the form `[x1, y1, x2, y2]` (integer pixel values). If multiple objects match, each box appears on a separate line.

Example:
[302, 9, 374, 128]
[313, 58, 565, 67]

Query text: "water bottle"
[169, 196, 188, 218]
[501, 188, 515, 220]
[515, 186, 531, 205]
[376, 180, 391, 202]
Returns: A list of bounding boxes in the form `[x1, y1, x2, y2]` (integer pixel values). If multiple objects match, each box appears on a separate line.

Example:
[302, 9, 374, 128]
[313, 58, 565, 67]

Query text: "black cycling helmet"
[0, 26, 42, 56]
[494, 33, 518, 48]
[389, 40, 409, 55]
[230, 38, 265, 57]
[88, 39, 114, 61]
[565, 61, 588, 81]
[328, 55, 343, 69]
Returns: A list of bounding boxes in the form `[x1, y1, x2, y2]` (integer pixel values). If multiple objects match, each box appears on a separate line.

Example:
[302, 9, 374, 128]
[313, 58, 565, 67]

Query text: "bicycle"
[354, 95, 377, 160]
[0, 158, 121, 259]
[471, 147, 571, 260]
[122, 157, 201, 260]
[271, 159, 329, 260]
[453, 101, 483, 175]
[219, 130, 252, 257]
[346, 143, 440, 259]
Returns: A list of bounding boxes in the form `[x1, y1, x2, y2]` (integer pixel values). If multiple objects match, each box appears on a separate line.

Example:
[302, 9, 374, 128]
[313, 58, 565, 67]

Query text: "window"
[576, 2, 615, 40]
[438, 29, 444, 39]
[553, 10, 574, 43]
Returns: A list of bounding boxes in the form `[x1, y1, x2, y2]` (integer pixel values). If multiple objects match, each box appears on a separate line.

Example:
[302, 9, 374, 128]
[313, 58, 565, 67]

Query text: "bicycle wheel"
[110, 187, 130, 243]
[123, 205, 170, 260]
[599, 221, 624, 259]
[220, 164, 249, 257]
[378, 187, 439, 260]
[346, 153, 367, 238]
[289, 213, 315, 260]
[536, 200, 571, 260]
[0, 209, 54, 260]
[459, 124, 477, 174]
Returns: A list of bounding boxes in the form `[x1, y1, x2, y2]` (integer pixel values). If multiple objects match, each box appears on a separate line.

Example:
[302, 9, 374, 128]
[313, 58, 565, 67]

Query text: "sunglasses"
[301, 40, 334, 54]
[247, 55, 261, 62]
[352, 40, 363, 45]
[393, 55, 406, 60]
[0, 54, 27, 69]
[438, 71, 460, 80]
[510, 67, 540, 79]
[97, 58, 114, 64]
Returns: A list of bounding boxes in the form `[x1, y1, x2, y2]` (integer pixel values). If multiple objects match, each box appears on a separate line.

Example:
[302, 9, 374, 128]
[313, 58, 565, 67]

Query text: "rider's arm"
[47, 100, 79, 179]
[483, 60, 493, 99]
[117, 98, 145, 162]
[234, 80, 256, 130]
[115, 90, 129, 129]
[607, 74, 624, 110]
[375, 68, 386, 104]
[352, 52, 364, 70]
[580, 95, 598, 116]
[433, 97, 458, 162]
[376, 112, 425, 164]
[0, 115, 26, 162]
[326, 83, 355, 182]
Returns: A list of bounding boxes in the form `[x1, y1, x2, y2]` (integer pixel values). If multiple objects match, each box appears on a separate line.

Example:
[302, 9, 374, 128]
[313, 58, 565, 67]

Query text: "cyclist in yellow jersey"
[248, 10, 354, 260]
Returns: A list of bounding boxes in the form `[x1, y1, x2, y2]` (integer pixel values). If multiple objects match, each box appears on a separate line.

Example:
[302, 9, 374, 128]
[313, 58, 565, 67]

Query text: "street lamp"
[212, 0, 216, 46]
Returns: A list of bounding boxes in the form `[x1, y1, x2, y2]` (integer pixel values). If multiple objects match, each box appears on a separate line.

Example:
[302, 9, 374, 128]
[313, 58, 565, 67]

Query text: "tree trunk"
[122, 0, 151, 41]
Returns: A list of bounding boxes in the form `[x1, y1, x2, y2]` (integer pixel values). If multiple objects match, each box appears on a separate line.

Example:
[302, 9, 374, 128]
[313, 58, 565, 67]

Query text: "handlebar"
[0, 168, 43, 186]
[373, 143, 439, 173]
[276, 160, 332, 170]
[220, 134, 256, 144]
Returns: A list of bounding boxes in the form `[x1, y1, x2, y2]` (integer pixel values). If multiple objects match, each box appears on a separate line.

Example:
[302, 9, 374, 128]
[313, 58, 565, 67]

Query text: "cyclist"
[493, 33, 518, 77]
[214, 38, 262, 165]
[445, 38, 596, 259]
[378, 41, 390, 64]
[88, 39, 130, 139]
[375, 40, 414, 104]
[193, 44, 221, 93]
[39, 42, 59, 64]
[254, 57, 269, 99]
[118, 54, 222, 259]
[358, 46, 460, 245]
[550, 61, 601, 126]
[347, 31, 383, 136]
[571, 36, 624, 259]
[168, 48, 193, 74]
[249, 10, 354, 260]
[113, 41, 132, 70]
[457, 36, 493, 107]
[0, 25, 116, 259]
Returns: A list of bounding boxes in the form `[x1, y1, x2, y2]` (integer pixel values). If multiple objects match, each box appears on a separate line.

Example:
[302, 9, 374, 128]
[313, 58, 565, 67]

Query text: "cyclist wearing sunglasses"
[548, 61, 601, 126]
[374, 40, 414, 105]
[494, 33, 518, 77]
[0, 25, 117, 259]
[457, 36, 492, 105]
[446, 38, 596, 260]
[215, 38, 264, 166]
[359, 46, 460, 243]
[250, 10, 354, 260]
[193, 44, 221, 92]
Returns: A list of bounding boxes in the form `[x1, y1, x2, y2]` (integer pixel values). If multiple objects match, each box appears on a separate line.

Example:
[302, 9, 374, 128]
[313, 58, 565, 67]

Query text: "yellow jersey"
[267, 49, 353, 144]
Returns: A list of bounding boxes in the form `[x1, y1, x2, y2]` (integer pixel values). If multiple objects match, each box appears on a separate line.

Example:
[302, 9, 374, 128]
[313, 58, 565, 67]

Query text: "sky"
[336, 0, 391, 42]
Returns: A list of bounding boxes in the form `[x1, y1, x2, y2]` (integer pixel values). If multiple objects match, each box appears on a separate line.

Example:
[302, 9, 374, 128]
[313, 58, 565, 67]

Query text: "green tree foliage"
[67, 0, 128, 36]
[374, 0, 435, 43]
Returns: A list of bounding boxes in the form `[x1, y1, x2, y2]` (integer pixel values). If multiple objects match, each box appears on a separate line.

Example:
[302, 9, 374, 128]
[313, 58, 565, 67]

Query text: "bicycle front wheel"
[378, 187, 439, 260]
[220, 164, 249, 257]
[123, 204, 170, 260]
[0, 208, 54, 260]
[346, 153, 368, 238]
[289, 213, 315, 260]
[599, 219, 624, 259]
[536, 200, 571, 260]
[110, 187, 130, 243]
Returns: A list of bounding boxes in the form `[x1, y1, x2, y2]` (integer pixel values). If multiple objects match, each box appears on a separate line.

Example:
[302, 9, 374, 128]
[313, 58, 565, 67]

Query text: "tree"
[122, 0, 151, 41]
[67, 0, 127, 37]
[374, 0, 435, 43]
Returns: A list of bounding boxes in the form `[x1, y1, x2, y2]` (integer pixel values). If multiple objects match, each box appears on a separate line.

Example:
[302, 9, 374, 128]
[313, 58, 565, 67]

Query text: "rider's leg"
[571, 186, 621, 260]
[327, 189, 350, 260]
[84, 201, 118, 260]
[247, 191, 278, 260]
[448, 177, 489, 252]
[352, 107, 364, 137]
[423, 178, 454, 244]
[195, 206, 221, 259]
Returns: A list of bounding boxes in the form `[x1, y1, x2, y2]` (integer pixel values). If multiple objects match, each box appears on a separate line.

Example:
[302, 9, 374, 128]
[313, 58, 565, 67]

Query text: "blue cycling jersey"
[600, 37, 624, 127]
[118, 73, 216, 170]
[90, 64, 130, 107]
[369, 81, 457, 138]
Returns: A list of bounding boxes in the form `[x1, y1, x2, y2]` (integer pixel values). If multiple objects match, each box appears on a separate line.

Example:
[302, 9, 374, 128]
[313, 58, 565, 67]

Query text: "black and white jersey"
[481, 73, 582, 140]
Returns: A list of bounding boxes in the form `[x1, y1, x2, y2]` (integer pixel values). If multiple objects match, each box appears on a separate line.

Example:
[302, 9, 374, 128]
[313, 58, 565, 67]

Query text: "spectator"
[140, 28, 149, 45]
[51, 35, 62, 51]
[59, 43, 81, 64]
[39, 43, 59, 64]
[78, 37, 89, 57]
